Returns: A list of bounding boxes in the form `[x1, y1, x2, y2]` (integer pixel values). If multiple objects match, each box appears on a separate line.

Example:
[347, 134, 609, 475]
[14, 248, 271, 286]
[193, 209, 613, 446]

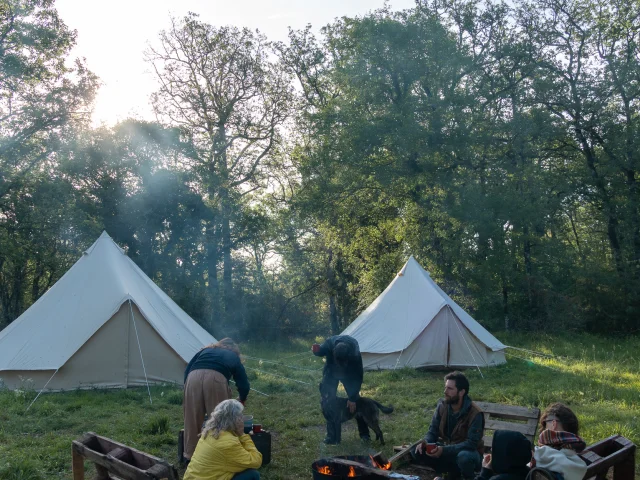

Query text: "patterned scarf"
[538, 429, 586, 452]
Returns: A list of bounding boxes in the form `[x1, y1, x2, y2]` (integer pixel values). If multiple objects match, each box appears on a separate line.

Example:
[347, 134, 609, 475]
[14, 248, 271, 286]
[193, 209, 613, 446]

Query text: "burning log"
[370, 452, 391, 470]
[388, 439, 423, 468]
[312, 457, 392, 479]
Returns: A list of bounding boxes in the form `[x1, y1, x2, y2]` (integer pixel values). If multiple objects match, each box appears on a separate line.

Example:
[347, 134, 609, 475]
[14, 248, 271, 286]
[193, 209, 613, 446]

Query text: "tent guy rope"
[25, 368, 59, 412]
[244, 366, 313, 386]
[129, 299, 152, 404]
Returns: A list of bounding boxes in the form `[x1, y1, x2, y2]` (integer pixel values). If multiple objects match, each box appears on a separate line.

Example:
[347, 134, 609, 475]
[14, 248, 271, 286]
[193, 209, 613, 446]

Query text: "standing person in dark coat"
[183, 338, 250, 462]
[412, 371, 484, 480]
[312, 335, 366, 445]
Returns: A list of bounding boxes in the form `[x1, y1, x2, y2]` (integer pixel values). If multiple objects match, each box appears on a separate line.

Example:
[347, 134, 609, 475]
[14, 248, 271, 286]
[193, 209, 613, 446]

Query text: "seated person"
[474, 430, 532, 480]
[412, 371, 484, 480]
[533, 403, 587, 480]
[184, 399, 262, 480]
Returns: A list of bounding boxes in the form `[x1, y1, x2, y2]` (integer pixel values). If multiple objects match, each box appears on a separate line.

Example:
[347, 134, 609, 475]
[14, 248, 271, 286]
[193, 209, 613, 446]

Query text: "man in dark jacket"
[312, 335, 365, 445]
[412, 371, 484, 480]
[474, 430, 531, 480]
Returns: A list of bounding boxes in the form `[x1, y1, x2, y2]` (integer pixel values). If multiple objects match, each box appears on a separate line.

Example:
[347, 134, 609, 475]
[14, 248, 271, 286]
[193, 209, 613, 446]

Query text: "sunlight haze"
[55, 0, 418, 126]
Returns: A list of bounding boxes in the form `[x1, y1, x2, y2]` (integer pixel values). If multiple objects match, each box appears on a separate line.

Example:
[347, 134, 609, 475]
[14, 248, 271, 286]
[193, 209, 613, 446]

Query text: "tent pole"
[129, 299, 153, 404]
[450, 307, 484, 379]
[25, 367, 59, 412]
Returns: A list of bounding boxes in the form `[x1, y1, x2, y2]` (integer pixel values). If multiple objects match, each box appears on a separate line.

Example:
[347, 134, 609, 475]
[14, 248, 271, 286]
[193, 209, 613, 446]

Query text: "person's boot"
[324, 421, 339, 445]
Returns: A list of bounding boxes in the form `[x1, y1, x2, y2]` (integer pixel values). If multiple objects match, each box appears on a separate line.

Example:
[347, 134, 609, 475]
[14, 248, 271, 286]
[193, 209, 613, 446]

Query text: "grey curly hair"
[201, 399, 244, 439]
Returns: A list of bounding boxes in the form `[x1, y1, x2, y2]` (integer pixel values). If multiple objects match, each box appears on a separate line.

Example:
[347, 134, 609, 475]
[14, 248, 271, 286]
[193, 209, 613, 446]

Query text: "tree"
[146, 13, 293, 329]
[0, 0, 97, 202]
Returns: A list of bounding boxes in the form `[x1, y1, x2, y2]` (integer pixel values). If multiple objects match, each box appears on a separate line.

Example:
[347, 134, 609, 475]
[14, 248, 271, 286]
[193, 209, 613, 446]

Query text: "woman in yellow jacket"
[184, 399, 262, 480]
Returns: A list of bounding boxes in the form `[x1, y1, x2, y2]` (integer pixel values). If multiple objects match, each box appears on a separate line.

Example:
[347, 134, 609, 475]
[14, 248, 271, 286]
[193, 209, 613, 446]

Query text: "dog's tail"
[373, 400, 394, 414]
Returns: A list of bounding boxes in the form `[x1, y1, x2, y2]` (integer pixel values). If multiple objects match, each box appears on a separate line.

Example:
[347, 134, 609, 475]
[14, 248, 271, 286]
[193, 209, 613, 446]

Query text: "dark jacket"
[184, 347, 250, 401]
[425, 396, 485, 458]
[475, 430, 531, 480]
[314, 335, 363, 402]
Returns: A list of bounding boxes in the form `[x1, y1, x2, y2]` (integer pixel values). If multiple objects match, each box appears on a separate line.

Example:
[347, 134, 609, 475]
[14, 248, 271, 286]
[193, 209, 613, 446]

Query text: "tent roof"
[0, 231, 215, 371]
[342, 256, 505, 354]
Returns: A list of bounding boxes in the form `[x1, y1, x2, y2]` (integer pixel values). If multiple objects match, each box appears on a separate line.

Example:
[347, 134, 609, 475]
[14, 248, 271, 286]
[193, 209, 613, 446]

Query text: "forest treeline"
[2, 0, 639, 338]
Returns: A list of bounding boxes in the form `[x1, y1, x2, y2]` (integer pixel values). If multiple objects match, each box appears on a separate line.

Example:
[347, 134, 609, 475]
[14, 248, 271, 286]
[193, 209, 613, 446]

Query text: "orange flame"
[347, 466, 357, 477]
[317, 465, 332, 475]
[370, 455, 392, 470]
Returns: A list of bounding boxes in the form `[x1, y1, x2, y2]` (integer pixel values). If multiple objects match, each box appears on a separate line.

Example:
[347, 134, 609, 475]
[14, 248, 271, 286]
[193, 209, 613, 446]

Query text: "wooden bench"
[72, 432, 178, 480]
[475, 401, 541, 452]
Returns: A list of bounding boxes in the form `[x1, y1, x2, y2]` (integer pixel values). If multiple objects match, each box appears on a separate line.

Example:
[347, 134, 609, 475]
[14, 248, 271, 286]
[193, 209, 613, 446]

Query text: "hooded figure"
[477, 430, 532, 480]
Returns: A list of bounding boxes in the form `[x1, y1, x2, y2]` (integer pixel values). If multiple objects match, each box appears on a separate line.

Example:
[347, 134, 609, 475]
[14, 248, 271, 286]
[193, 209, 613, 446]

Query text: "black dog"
[320, 386, 394, 444]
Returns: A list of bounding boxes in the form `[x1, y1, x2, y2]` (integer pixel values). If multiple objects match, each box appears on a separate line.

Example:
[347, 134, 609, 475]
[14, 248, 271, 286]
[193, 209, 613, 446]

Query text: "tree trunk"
[206, 222, 221, 334]
[502, 277, 509, 331]
[575, 126, 624, 274]
[329, 294, 340, 334]
[216, 124, 233, 322]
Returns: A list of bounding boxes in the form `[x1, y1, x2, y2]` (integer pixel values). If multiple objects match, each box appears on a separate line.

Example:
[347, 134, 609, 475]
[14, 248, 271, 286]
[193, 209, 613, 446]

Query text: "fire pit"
[312, 455, 390, 479]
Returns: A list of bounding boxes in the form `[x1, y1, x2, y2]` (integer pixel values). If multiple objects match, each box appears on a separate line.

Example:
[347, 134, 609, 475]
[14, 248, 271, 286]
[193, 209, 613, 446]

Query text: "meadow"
[0, 332, 639, 480]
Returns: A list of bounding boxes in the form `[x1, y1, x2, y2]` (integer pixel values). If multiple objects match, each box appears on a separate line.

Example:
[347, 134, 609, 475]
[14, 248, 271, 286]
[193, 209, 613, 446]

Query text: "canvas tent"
[0, 231, 216, 391]
[341, 256, 506, 370]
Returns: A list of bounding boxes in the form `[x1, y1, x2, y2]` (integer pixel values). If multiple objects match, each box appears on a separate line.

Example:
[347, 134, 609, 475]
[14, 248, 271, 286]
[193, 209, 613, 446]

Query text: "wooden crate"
[72, 432, 178, 480]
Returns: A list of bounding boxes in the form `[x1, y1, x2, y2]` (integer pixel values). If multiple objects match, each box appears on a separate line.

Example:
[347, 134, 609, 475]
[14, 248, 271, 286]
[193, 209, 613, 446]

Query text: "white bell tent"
[341, 256, 506, 370]
[0, 231, 216, 391]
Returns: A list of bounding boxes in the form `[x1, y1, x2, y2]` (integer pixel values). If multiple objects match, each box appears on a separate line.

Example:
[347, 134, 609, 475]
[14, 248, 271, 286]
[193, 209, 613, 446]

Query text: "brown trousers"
[183, 369, 233, 459]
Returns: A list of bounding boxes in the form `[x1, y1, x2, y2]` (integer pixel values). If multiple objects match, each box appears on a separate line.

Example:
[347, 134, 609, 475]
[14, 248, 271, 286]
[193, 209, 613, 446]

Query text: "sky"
[55, 0, 418, 126]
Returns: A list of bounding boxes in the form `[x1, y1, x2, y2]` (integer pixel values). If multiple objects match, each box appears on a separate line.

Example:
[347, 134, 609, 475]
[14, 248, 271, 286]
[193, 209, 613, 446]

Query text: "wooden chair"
[72, 432, 178, 480]
[579, 435, 636, 480]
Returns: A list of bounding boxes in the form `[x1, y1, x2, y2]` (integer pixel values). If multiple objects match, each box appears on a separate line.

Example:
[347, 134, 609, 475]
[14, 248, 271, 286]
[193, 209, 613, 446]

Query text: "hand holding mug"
[312, 343, 320, 353]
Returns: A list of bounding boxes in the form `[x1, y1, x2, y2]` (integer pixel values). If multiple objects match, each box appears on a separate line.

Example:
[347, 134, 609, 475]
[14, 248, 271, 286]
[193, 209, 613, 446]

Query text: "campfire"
[312, 454, 393, 479]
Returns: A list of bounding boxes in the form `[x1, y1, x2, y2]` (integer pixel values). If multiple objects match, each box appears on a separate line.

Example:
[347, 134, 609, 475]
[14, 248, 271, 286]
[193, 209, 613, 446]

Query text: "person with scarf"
[533, 403, 588, 480]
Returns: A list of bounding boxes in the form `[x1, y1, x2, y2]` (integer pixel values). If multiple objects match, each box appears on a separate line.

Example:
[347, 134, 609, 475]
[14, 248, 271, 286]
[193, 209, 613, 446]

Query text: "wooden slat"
[389, 439, 422, 468]
[72, 447, 85, 480]
[146, 464, 171, 479]
[476, 402, 540, 421]
[485, 419, 537, 436]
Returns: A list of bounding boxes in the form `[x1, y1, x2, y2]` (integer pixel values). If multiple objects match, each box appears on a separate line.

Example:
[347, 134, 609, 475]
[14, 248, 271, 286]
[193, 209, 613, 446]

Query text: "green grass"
[0, 333, 639, 479]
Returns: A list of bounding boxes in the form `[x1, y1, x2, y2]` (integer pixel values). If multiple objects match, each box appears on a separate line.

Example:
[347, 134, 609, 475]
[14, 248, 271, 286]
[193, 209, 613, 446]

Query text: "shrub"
[165, 391, 183, 405]
[141, 414, 170, 435]
[0, 458, 43, 480]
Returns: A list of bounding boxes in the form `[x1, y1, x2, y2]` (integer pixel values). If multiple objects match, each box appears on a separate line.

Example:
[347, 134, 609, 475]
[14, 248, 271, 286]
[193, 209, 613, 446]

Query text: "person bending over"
[184, 399, 262, 480]
[183, 338, 250, 461]
[412, 371, 484, 480]
[312, 335, 365, 445]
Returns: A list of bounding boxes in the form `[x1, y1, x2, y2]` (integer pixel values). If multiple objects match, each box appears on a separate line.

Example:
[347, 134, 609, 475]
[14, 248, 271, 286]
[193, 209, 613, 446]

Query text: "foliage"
[3, 0, 640, 335]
